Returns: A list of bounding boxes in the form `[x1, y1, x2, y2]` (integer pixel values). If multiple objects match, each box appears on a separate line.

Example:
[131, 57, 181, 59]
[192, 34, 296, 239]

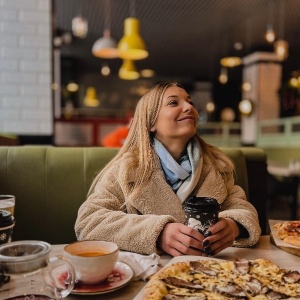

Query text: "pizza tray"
[269, 219, 300, 257]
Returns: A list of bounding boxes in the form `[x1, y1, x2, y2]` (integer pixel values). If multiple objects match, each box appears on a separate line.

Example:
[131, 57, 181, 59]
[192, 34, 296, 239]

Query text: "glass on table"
[0, 195, 15, 216]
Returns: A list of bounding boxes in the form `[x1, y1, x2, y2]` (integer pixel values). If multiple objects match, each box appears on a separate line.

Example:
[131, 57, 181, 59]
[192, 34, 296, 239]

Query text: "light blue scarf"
[153, 138, 199, 192]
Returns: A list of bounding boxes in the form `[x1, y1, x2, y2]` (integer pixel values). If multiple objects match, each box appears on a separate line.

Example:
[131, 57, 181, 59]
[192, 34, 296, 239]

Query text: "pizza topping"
[189, 261, 217, 276]
[266, 290, 290, 299]
[282, 271, 300, 284]
[163, 276, 204, 290]
[163, 294, 207, 300]
[244, 277, 264, 295]
[234, 258, 250, 274]
[213, 283, 247, 298]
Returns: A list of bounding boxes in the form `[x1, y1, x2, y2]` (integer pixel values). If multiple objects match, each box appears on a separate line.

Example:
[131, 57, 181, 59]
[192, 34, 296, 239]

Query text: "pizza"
[142, 258, 300, 299]
[273, 221, 300, 247]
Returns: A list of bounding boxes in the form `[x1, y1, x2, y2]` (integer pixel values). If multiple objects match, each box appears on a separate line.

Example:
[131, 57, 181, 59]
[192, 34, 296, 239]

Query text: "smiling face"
[151, 85, 198, 147]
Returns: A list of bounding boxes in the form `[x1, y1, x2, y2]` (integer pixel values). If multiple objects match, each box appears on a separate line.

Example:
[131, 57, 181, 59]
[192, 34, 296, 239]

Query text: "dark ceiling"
[53, 0, 300, 83]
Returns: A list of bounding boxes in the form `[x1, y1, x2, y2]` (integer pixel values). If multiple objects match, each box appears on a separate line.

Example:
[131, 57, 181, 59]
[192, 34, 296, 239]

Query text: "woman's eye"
[168, 100, 178, 106]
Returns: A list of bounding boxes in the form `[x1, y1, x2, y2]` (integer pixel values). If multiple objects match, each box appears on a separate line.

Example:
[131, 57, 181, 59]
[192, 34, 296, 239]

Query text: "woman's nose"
[183, 102, 193, 112]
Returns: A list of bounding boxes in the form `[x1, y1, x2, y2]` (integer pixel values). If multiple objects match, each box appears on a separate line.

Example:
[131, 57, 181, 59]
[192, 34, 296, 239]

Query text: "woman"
[75, 82, 261, 256]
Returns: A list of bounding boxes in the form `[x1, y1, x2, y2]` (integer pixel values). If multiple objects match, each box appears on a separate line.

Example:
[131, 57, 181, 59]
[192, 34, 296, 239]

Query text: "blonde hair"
[88, 82, 234, 195]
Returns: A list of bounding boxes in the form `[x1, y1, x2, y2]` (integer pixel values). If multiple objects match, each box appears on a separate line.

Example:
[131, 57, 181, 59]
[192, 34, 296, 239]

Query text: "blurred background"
[0, 0, 299, 147]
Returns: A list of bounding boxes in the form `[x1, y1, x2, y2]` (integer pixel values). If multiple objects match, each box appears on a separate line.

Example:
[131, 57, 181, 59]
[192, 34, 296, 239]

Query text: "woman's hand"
[157, 223, 205, 257]
[201, 217, 241, 256]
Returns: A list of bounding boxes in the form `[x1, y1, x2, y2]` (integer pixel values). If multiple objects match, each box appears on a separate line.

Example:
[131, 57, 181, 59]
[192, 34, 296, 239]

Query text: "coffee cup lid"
[183, 196, 220, 212]
[0, 210, 14, 227]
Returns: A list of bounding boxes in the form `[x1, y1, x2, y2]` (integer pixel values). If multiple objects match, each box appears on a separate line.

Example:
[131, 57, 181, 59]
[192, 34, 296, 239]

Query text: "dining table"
[51, 235, 300, 300]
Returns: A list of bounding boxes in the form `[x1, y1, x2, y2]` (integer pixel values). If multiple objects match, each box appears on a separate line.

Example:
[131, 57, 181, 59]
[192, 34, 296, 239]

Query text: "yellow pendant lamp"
[84, 87, 100, 107]
[119, 60, 140, 80]
[118, 18, 148, 60]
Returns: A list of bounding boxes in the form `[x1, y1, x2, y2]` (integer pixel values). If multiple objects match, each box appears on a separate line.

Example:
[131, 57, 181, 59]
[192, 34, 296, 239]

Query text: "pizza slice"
[273, 221, 300, 247]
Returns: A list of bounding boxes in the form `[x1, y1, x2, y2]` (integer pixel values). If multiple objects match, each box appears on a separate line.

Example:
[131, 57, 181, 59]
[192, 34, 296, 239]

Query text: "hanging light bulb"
[119, 60, 140, 80]
[220, 56, 242, 68]
[274, 0, 289, 61]
[92, 29, 119, 59]
[218, 67, 228, 84]
[72, 16, 88, 38]
[265, 24, 276, 43]
[242, 82, 252, 92]
[84, 87, 100, 107]
[118, 18, 148, 60]
[66, 81, 79, 92]
[101, 62, 111, 76]
[274, 40, 289, 61]
[206, 102, 215, 113]
[239, 99, 254, 116]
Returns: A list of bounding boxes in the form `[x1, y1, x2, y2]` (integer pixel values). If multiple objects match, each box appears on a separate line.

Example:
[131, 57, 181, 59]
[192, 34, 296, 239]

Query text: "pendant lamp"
[119, 60, 140, 80]
[274, 0, 289, 61]
[265, 23, 276, 43]
[92, 0, 118, 59]
[274, 40, 289, 61]
[118, 18, 148, 60]
[72, 16, 88, 38]
[84, 87, 100, 107]
[92, 29, 119, 59]
[220, 56, 242, 68]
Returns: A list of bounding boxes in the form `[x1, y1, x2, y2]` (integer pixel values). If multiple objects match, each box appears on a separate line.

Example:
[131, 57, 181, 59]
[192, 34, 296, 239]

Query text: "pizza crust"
[284, 235, 300, 247]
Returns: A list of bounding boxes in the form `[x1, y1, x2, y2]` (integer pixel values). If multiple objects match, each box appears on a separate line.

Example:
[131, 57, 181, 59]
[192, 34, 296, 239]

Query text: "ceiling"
[53, 0, 300, 83]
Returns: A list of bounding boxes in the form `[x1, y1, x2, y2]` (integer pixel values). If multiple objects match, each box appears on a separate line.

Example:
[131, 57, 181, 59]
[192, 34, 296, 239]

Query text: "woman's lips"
[177, 116, 195, 121]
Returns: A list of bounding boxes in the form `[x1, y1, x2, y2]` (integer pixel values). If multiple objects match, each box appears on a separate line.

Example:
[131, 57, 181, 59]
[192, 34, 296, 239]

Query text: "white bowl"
[64, 240, 119, 284]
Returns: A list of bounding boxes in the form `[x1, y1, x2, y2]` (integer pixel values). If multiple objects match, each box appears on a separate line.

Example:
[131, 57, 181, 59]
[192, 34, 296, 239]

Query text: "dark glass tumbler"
[0, 210, 15, 244]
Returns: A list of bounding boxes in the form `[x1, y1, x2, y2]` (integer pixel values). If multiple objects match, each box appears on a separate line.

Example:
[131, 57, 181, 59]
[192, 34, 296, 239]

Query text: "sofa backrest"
[0, 146, 267, 244]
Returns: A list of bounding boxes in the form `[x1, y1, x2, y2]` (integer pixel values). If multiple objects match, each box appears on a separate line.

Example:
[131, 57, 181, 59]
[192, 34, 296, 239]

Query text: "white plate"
[70, 261, 134, 295]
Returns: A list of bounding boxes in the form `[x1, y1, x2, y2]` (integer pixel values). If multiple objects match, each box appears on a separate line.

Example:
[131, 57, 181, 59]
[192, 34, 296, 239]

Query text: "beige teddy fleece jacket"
[75, 152, 261, 255]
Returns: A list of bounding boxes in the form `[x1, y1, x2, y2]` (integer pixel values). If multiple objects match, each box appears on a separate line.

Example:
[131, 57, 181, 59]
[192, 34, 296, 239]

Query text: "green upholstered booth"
[0, 146, 268, 244]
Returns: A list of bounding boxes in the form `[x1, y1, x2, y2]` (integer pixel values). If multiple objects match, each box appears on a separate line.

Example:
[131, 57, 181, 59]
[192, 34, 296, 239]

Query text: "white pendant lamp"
[118, 18, 148, 60]
[92, 0, 119, 59]
[119, 60, 140, 80]
[92, 29, 119, 59]
[72, 15, 88, 38]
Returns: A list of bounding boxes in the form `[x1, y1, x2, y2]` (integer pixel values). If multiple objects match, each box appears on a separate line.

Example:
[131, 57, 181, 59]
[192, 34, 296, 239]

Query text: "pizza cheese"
[273, 221, 300, 247]
[142, 258, 300, 299]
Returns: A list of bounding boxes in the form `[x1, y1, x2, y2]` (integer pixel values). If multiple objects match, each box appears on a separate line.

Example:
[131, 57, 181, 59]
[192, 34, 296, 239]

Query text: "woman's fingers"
[157, 223, 204, 256]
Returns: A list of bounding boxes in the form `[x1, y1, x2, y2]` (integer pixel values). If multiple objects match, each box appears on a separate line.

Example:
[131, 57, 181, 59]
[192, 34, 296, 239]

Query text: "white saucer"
[71, 261, 134, 295]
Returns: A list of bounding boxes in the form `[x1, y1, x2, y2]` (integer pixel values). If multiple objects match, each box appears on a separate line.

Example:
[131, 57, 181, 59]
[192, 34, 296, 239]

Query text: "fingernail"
[202, 240, 210, 247]
[204, 231, 212, 237]
[204, 246, 211, 254]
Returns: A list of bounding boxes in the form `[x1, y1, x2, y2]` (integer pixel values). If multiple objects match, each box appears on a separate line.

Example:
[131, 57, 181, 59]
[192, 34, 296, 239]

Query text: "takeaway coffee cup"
[0, 210, 15, 244]
[64, 240, 119, 284]
[183, 196, 220, 234]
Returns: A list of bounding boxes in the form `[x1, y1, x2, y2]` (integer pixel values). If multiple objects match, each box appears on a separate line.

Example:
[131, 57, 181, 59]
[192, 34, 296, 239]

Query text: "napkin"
[118, 251, 160, 281]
